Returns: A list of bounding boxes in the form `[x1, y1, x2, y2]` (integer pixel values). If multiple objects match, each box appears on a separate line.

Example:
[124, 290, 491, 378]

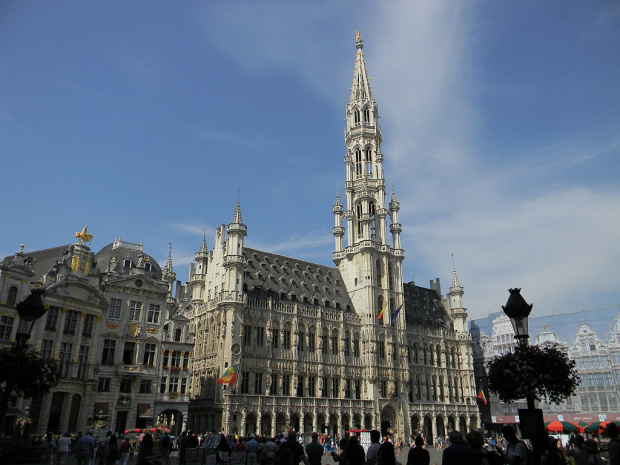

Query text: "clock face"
[231, 343, 241, 356]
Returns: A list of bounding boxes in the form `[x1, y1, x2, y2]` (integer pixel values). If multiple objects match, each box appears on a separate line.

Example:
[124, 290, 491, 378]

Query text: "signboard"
[518, 409, 545, 440]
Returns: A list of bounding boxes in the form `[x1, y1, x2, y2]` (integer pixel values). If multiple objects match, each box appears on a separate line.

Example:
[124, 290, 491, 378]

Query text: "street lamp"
[15, 288, 48, 348]
[502, 288, 532, 347]
[502, 288, 544, 465]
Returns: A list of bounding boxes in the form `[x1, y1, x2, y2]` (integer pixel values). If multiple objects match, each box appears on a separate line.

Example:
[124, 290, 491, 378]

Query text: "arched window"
[364, 108, 370, 123]
[365, 148, 372, 176]
[376, 260, 382, 287]
[356, 204, 363, 237]
[355, 149, 362, 178]
[369, 202, 376, 239]
[354, 109, 361, 125]
[7, 286, 18, 306]
[175, 328, 182, 342]
[388, 264, 393, 290]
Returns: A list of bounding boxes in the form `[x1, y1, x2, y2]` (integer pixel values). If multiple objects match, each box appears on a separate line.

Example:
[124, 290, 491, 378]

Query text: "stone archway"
[353, 414, 362, 430]
[276, 412, 287, 434]
[469, 415, 478, 431]
[447, 415, 457, 432]
[230, 410, 242, 436]
[410, 415, 421, 436]
[317, 413, 327, 434]
[68, 394, 81, 433]
[329, 413, 339, 436]
[380, 404, 397, 438]
[303, 413, 313, 434]
[341, 413, 351, 435]
[436, 416, 446, 439]
[423, 415, 433, 442]
[159, 409, 184, 437]
[261, 412, 273, 437]
[245, 412, 258, 435]
[364, 414, 373, 430]
[290, 413, 301, 433]
[459, 416, 467, 433]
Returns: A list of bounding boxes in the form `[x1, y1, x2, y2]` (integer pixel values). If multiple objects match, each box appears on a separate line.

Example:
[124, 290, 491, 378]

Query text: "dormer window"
[7, 286, 18, 306]
[144, 262, 153, 272]
[123, 259, 133, 268]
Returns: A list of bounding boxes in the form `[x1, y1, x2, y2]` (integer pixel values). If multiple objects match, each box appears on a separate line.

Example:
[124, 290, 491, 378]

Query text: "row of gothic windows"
[353, 108, 371, 125]
[238, 373, 363, 400]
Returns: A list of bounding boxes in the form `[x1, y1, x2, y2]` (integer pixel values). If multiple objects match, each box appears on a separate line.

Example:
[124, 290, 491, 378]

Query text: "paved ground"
[12, 446, 447, 465]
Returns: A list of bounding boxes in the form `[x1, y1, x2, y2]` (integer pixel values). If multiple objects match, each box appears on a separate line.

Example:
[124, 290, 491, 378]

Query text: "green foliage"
[0, 347, 59, 398]
[487, 344, 579, 404]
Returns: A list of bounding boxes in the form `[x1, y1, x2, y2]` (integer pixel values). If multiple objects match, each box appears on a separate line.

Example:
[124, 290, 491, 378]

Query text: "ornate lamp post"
[502, 288, 544, 464]
[15, 288, 48, 348]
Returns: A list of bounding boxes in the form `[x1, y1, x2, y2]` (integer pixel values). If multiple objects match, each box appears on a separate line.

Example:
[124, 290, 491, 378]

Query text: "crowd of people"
[23, 422, 620, 465]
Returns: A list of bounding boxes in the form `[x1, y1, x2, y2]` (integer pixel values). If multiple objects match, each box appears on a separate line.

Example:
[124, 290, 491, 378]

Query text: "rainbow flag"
[378, 304, 386, 320]
[477, 388, 487, 405]
[217, 364, 240, 384]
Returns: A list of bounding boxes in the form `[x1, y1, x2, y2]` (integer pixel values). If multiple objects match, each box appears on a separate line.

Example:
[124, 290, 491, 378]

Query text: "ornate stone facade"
[187, 35, 478, 440]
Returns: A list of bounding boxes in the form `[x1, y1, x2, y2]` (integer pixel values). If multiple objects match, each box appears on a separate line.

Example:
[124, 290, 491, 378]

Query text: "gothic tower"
[333, 32, 405, 328]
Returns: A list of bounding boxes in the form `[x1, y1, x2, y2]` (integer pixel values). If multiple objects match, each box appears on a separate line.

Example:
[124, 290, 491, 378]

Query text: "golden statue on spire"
[75, 226, 94, 245]
[355, 30, 363, 46]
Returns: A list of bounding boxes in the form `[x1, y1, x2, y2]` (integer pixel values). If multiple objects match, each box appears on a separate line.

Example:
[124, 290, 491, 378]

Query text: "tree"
[0, 347, 59, 433]
[487, 344, 579, 404]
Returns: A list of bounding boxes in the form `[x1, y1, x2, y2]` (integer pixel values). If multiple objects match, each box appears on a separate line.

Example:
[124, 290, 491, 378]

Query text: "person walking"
[246, 434, 260, 465]
[406, 436, 429, 465]
[365, 431, 381, 465]
[378, 437, 396, 465]
[605, 423, 620, 465]
[159, 432, 172, 465]
[501, 426, 529, 465]
[75, 431, 97, 465]
[56, 432, 72, 465]
[119, 436, 132, 465]
[583, 439, 605, 465]
[306, 432, 324, 465]
[441, 431, 477, 465]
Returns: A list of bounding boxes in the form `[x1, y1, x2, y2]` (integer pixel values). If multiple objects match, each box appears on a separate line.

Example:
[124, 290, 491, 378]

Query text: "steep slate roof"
[95, 242, 162, 280]
[242, 247, 353, 312]
[21, 244, 74, 280]
[403, 281, 451, 329]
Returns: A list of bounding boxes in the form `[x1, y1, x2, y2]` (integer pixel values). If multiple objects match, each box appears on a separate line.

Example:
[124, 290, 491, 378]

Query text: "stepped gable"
[243, 247, 352, 311]
[403, 281, 451, 328]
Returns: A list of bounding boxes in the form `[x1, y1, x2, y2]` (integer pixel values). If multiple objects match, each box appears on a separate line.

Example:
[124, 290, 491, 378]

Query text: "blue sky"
[1, 1, 619, 320]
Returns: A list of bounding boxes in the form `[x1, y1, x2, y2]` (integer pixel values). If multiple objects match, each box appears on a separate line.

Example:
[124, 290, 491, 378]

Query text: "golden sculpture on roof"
[355, 30, 362, 46]
[75, 226, 94, 245]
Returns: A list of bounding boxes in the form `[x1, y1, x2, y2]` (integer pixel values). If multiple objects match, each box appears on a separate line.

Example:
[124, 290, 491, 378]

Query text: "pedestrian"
[263, 437, 277, 465]
[605, 423, 620, 465]
[136, 433, 156, 465]
[99, 432, 113, 465]
[501, 425, 529, 465]
[120, 436, 132, 465]
[583, 439, 604, 465]
[406, 436, 429, 465]
[56, 432, 72, 465]
[306, 432, 324, 465]
[277, 431, 310, 465]
[106, 435, 121, 465]
[366, 431, 381, 465]
[41, 431, 57, 465]
[441, 431, 477, 465]
[378, 437, 396, 465]
[343, 436, 366, 465]
[75, 431, 97, 465]
[246, 434, 260, 465]
[159, 432, 172, 465]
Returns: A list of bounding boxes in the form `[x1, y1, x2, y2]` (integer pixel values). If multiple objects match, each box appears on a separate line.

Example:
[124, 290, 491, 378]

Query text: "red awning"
[138, 403, 152, 419]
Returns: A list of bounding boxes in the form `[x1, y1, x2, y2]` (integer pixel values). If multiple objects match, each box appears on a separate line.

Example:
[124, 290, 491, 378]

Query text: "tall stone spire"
[350, 31, 374, 102]
[448, 256, 467, 333]
[334, 33, 404, 330]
